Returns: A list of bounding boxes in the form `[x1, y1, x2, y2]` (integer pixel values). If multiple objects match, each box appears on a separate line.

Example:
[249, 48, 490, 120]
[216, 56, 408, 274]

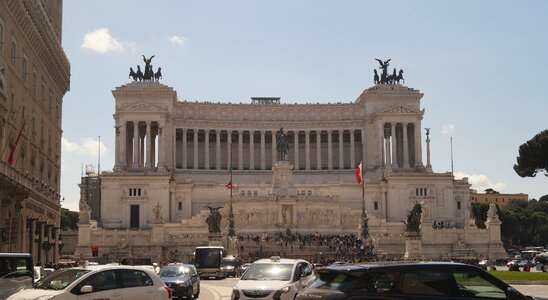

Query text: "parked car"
[222, 256, 243, 277]
[232, 256, 314, 300]
[8, 265, 171, 300]
[477, 259, 493, 270]
[296, 261, 540, 300]
[507, 259, 533, 268]
[159, 264, 200, 299]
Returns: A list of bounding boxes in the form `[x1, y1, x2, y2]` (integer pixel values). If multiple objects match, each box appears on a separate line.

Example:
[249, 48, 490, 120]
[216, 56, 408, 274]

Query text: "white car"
[231, 256, 314, 300]
[8, 265, 171, 300]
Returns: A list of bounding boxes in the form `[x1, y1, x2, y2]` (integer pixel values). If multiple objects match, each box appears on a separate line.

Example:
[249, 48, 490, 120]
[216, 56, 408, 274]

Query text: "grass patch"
[488, 270, 548, 282]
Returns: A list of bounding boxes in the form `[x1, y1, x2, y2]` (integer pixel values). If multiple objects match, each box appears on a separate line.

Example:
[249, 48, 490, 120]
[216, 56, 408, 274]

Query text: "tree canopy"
[513, 130, 548, 178]
[61, 208, 79, 230]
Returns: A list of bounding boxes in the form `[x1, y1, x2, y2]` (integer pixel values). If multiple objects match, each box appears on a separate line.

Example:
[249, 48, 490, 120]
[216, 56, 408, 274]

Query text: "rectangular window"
[253, 191, 258, 196]
[307, 190, 312, 196]
[247, 191, 251, 196]
[374, 201, 378, 210]
[22, 55, 27, 82]
[178, 202, 182, 210]
[32, 71, 37, 95]
[457, 201, 461, 210]
[11, 41, 16, 65]
[240, 191, 245, 196]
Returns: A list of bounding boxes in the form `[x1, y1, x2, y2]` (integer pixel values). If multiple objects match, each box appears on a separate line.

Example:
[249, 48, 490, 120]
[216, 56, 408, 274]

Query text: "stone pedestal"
[151, 223, 165, 246]
[227, 236, 239, 257]
[271, 161, 296, 197]
[208, 232, 223, 247]
[403, 231, 422, 260]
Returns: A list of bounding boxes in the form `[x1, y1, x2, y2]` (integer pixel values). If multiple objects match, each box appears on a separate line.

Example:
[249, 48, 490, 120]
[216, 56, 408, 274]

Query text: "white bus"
[0, 253, 34, 299]
[194, 246, 227, 279]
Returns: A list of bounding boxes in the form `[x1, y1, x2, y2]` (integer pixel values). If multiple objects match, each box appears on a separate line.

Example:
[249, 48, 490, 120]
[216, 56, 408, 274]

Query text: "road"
[200, 278, 548, 299]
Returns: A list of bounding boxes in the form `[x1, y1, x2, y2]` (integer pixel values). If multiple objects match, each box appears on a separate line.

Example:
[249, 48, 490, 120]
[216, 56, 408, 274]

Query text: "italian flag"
[355, 161, 363, 185]
[225, 167, 233, 188]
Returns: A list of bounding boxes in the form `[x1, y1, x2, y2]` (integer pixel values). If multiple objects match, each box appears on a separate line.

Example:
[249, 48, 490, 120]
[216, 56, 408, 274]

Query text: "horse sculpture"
[129, 67, 138, 81]
[154, 67, 162, 81]
[136, 65, 143, 81]
[395, 69, 404, 84]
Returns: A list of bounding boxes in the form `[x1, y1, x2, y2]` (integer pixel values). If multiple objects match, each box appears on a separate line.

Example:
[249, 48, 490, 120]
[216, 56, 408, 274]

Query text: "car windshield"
[33, 268, 90, 290]
[241, 263, 293, 281]
[159, 266, 192, 277]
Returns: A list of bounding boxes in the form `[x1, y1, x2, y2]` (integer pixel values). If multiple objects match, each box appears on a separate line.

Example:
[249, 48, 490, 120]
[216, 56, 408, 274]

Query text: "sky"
[60, 1, 548, 211]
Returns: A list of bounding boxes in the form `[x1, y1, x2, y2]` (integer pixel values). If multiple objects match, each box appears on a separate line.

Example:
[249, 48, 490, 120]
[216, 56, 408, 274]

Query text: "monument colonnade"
[113, 119, 423, 172]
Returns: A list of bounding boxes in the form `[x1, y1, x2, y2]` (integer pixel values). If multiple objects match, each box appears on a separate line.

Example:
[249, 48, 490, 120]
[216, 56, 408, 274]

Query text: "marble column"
[157, 122, 165, 168]
[305, 130, 310, 170]
[316, 130, 322, 170]
[327, 130, 333, 170]
[182, 129, 187, 169]
[140, 131, 145, 168]
[391, 123, 397, 168]
[249, 130, 255, 170]
[216, 130, 221, 170]
[338, 130, 344, 169]
[361, 129, 366, 168]
[350, 129, 355, 168]
[414, 122, 422, 167]
[227, 131, 232, 168]
[385, 131, 391, 167]
[294, 131, 299, 170]
[377, 123, 384, 167]
[145, 121, 152, 168]
[403, 123, 410, 168]
[271, 130, 276, 165]
[260, 130, 265, 170]
[238, 130, 243, 170]
[193, 129, 199, 169]
[205, 130, 210, 169]
[133, 121, 139, 167]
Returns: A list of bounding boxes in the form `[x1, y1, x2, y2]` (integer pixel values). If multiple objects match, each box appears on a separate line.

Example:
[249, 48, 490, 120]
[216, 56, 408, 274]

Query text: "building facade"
[77, 80, 505, 261]
[471, 191, 528, 208]
[0, 0, 70, 265]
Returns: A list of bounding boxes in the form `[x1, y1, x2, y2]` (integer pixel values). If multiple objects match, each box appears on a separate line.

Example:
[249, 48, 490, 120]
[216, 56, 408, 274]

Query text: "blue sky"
[60, 1, 547, 211]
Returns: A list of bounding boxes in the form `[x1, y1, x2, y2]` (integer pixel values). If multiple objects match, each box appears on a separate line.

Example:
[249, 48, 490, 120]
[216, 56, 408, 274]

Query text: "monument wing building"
[77, 80, 505, 262]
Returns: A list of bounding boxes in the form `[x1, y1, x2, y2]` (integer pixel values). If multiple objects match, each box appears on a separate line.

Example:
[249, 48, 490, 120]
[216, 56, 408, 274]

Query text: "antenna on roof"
[98, 135, 101, 177]
[450, 136, 454, 175]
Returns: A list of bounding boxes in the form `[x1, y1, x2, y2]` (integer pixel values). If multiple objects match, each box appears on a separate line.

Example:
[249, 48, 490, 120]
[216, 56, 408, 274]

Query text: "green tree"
[513, 129, 548, 178]
[61, 208, 79, 230]
[539, 194, 548, 202]
[471, 203, 489, 229]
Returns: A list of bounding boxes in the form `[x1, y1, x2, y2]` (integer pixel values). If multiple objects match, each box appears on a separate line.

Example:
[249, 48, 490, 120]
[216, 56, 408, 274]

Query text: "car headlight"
[273, 286, 291, 300]
[226, 266, 234, 270]
[34, 296, 55, 300]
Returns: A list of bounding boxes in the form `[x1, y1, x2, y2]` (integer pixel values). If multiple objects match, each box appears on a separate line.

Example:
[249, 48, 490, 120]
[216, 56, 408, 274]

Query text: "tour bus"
[0, 253, 34, 299]
[194, 246, 227, 279]
[534, 252, 548, 272]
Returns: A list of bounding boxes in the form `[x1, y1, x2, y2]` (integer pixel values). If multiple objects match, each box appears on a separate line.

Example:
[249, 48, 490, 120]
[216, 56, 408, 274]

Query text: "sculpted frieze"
[119, 102, 167, 113]
[235, 209, 277, 226]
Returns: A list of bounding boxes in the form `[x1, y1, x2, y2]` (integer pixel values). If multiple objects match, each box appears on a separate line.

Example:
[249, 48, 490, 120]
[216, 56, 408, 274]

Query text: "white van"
[231, 256, 314, 300]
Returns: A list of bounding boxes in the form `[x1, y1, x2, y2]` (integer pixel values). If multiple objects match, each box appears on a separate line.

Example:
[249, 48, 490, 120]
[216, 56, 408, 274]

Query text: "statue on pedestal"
[205, 206, 223, 233]
[276, 127, 289, 161]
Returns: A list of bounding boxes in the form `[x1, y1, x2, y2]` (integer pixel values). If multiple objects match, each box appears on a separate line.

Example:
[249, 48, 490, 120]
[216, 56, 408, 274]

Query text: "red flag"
[355, 161, 362, 185]
[8, 122, 25, 167]
[225, 180, 232, 189]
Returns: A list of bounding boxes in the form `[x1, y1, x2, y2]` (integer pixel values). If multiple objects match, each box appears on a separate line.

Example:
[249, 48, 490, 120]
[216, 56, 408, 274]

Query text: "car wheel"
[194, 286, 200, 298]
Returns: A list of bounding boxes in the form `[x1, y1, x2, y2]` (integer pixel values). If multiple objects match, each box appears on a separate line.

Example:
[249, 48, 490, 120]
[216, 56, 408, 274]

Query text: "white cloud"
[454, 172, 506, 192]
[168, 35, 187, 46]
[62, 137, 108, 156]
[441, 124, 455, 134]
[81, 28, 124, 54]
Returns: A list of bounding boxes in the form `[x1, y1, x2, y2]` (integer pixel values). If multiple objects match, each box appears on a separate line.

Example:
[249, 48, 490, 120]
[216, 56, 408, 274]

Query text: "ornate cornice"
[5, 0, 70, 94]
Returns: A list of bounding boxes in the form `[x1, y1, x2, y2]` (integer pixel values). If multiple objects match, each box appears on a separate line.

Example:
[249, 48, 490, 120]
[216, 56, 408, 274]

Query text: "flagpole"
[228, 142, 235, 237]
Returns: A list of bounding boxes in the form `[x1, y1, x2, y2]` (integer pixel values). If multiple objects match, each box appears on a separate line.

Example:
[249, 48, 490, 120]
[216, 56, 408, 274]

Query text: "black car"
[296, 261, 545, 300]
[159, 264, 200, 299]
